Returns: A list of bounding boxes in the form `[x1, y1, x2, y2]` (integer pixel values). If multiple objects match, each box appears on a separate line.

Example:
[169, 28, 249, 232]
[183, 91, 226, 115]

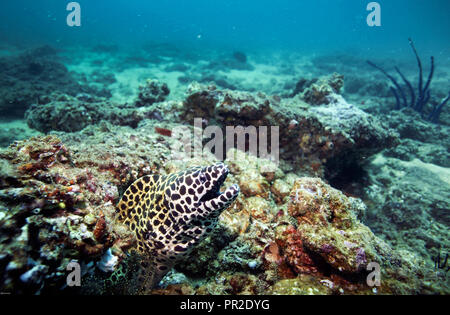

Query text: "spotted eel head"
[150, 163, 239, 287]
[170, 162, 239, 218]
[115, 162, 239, 291]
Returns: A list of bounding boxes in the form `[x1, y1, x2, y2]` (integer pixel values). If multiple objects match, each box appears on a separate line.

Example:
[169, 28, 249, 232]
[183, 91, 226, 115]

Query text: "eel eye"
[199, 173, 207, 183]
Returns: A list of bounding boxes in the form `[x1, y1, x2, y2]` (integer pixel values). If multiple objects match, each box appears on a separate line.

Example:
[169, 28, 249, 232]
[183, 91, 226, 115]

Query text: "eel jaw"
[199, 163, 240, 212]
[200, 167, 228, 202]
[203, 182, 240, 213]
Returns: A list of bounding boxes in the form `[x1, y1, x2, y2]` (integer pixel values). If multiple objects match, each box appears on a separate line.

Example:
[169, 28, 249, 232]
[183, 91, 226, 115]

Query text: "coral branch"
[395, 66, 415, 109]
[428, 92, 450, 124]
[366, 60, 407, 108]
[368, 39, 442, 123]
[409, 38, 424, 103]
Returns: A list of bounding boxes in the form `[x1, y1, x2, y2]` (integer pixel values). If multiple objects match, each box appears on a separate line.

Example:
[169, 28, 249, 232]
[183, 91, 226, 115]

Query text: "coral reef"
[0, 46, 110, 118]
[0, 118, 190, 293]
[292, 73, 344, 105]
[0, 135, 126, 293]
[0, 42, 448, 296]
[134, 79, 170, 107]
[1, 105, 447, 295]
[24, 78, 398, 181]
[25, 90, 180, 132]
[363, 154, 450, 266]
[169, 149, 447, 295]
[182, 82, 398, 180]
[380, 109, 450, 167]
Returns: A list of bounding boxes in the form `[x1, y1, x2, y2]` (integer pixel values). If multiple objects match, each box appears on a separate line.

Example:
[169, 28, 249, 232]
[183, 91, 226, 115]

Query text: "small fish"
[116, 162, 239, 292]
[154, 127, 172, 137]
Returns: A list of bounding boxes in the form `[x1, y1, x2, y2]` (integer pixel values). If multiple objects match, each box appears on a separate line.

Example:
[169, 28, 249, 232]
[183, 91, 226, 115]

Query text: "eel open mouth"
[200, 167, 228, 202]
[198, 163, 240, 211]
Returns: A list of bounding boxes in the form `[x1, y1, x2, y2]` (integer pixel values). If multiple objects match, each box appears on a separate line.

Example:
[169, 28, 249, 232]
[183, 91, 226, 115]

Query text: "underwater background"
[0, 0, 449, 294]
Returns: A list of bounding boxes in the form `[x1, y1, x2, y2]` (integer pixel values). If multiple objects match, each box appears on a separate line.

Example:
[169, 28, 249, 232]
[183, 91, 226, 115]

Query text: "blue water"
[1, 0, 449, 57]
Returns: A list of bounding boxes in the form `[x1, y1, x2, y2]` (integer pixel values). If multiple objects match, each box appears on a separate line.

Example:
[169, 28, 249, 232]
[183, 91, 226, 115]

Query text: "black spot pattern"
[115, 163, 239, 291]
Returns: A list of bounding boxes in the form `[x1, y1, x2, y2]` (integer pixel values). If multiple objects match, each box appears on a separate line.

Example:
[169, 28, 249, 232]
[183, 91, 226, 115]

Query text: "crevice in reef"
[304, 247, 368, 285]
[324, 153, 369, 198]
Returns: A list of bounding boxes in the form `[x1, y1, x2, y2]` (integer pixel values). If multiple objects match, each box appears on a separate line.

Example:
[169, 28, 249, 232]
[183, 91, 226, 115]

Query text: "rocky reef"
[0, 46, 110, 119]
[25, 79, 175, 133]
[172, 149, 444, 295]
[182, 81, 398, 180]
[362, 109, 450, 268]
[134, 79, 170, 107]
[0, 57, 448, 294]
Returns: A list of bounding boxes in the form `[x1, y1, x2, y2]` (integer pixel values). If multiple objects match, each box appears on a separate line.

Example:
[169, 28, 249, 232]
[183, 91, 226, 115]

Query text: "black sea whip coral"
[367, 38, 449, 124]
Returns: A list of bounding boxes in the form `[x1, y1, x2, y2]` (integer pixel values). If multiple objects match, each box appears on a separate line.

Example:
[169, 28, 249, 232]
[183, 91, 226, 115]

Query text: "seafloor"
[0, 43, 448, 294]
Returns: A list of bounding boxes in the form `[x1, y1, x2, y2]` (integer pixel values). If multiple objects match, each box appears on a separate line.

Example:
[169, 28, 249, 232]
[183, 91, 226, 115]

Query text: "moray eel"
[116, 162, 239, 293]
